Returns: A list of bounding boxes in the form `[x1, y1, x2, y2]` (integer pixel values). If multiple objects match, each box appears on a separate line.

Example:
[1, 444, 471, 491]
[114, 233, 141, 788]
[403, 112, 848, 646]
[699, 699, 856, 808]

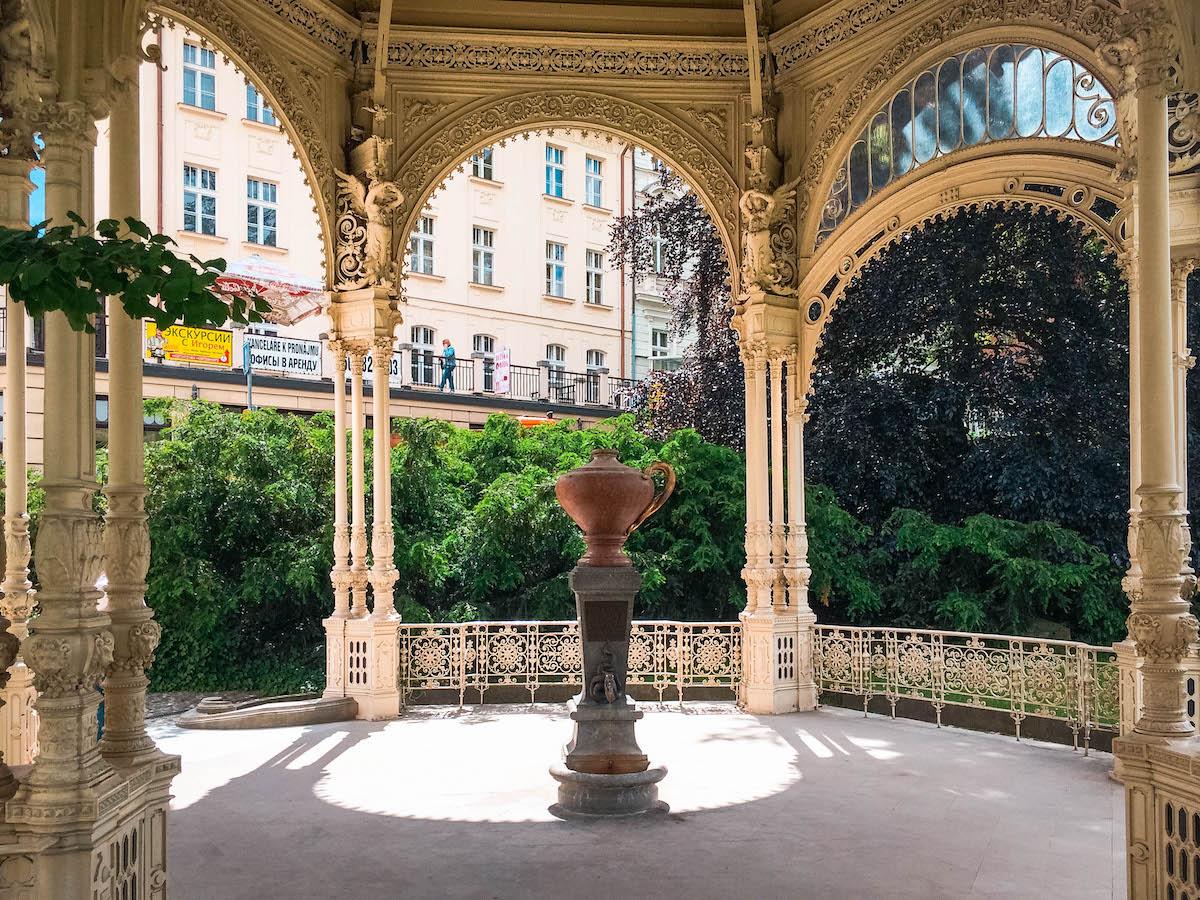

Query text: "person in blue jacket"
[438, 338, 456, 391]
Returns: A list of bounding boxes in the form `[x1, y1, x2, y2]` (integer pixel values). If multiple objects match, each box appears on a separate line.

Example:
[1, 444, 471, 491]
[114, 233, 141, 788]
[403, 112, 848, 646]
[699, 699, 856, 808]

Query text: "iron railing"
[397, 619, 742, 706]
[508, 364, 542, 402]
[609, 376, 639, 409]
[813, 624, 1120, 751]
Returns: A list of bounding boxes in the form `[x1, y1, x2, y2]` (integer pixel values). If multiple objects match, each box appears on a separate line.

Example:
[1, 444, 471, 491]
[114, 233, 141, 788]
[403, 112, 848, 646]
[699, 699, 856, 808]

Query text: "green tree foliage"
[0, 214, 267, 330]
[807, 206, 1131, 557]
[144, 403, 334, 691]
[133, 403, 1127, 691]
[607, 171, 743, 448]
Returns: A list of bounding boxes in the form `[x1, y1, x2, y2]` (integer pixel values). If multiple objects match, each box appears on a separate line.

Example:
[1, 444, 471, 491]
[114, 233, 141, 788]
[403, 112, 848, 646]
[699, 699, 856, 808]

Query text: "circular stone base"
[549, 761, 668, 819]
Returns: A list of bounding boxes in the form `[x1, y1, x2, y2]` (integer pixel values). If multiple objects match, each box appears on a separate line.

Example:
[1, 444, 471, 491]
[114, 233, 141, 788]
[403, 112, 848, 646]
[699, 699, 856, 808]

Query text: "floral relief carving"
[679, 104, 729, 142]
[386, 38, 749, 79]
[402, 98, 455, 135]
[22, 635, 72, 696]
[1168, 92, 1200, 174]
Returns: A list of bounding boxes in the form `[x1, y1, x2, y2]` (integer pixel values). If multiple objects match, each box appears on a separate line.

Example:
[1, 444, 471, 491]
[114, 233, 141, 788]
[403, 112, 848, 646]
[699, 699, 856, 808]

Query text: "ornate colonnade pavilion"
[0, 0, 1197, 896]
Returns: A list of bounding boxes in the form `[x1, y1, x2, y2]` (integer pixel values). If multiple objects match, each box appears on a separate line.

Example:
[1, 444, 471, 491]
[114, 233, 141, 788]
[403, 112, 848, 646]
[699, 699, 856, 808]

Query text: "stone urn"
[549, 450, 676, 818]
[555, 449, 676, 566]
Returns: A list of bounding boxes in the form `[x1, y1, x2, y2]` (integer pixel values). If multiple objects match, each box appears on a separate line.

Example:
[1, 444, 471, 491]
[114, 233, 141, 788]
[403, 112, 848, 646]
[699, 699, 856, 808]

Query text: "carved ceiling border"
[213, 0, 357, 56]
[152, 0, 338, 267]
[793, 2, 1123, 242]
[384, 34, 751, 80]
[773, 0, 1122, 76]
[391, 90, 740, 265]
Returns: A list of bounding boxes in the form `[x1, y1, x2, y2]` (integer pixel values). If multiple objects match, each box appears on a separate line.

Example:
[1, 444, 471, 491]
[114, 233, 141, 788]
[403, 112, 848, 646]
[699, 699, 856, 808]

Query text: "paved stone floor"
[154, 703, 1124, 899]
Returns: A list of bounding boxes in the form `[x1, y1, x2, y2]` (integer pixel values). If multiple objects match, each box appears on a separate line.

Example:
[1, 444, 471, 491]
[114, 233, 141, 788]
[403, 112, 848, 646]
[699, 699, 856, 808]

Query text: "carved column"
[785, 351, 818, 711]
[348, 343, 369, 618]
[1105, 9, 1199, 900]
[740, 340, 772, 614]
[768, 349, 787, 613]
[1171, 258, 1197, 538]
[323, 341, 351, 699]
[369, 335, 398, 620]
[98, 73, 161, 764]
[328, 286, 402, 721]
[0, 150, 37, 774]
[6, 103, 122, 821]
[1118, 27, 1195, 741]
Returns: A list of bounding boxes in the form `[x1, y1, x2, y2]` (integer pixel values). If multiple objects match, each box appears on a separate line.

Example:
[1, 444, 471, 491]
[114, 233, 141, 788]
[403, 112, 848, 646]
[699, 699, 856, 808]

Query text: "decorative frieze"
[386, 37, 750, 79]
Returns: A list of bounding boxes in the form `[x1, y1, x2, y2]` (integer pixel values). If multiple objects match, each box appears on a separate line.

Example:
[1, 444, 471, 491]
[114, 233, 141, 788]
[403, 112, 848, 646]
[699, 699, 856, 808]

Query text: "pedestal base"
[564, 697, 648, 774]
[549, 762, 667, 818]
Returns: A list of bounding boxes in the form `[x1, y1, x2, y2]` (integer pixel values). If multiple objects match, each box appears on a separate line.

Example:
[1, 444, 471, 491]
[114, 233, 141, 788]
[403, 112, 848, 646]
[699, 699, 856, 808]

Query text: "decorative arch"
[150, 0, 338, 273]
[391, 90, 741, 274]
[797, 152, 1127, 396]
[815, 43, 1118, 246]
[797, 16, 1123, 250]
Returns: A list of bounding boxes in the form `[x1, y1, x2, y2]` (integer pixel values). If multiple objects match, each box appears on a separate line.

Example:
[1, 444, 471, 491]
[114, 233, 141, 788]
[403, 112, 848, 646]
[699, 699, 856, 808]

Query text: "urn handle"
[628, 461, 676, 534]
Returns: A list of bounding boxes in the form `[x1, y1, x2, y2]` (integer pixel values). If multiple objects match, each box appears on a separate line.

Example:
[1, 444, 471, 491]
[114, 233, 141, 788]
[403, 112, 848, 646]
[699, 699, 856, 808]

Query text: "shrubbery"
[128, 402, 1130, 692]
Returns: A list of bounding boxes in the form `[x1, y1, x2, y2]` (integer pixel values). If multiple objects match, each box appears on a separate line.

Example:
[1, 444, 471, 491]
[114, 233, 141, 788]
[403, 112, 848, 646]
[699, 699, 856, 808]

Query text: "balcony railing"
[813, 624, 1120, 751]
[398, 349, 629, 409]
[397, 619, 742, 706]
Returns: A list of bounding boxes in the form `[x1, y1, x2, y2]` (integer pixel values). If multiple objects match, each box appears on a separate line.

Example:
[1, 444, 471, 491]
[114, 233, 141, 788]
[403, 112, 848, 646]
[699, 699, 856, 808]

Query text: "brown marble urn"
[555, 449, 676, 567]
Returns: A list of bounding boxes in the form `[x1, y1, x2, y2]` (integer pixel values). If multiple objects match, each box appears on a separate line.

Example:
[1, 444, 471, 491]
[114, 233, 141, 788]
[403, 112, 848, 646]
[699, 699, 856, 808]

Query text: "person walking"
[438, 338, 457, 391]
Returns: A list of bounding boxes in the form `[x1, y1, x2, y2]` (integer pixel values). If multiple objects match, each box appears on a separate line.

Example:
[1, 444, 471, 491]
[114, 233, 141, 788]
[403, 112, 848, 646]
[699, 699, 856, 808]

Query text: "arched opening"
[805, 203, 1131, 643]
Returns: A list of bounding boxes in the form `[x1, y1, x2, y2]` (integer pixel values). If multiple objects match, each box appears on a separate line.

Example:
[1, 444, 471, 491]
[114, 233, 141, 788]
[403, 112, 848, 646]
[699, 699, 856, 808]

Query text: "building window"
[585, 156, 603, 207]
[182, 42, 217, 111]
[183, 165, 217, 235]
[585, 349, 605, 402]
[651, 224, 665, 273]
[651, 328, 669, 358]
[410, 216, 435, 275]
[245, 83, 277, 125]
[472, 226, 495, 285]
[546, 241, 566, 297]
[585, 250, 604, 304]
[471, 148, 494, 180]
[411, 325, 435, 385]
[474, 334, 496, 392]
[246, 178, 278, 246]
[546, 343, 567, 370]
[545, 144, 565, 198]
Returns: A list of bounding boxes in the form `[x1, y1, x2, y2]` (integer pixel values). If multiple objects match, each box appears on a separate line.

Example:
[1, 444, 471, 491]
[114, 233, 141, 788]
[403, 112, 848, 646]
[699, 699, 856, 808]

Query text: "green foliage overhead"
[0, 214, 269, 332]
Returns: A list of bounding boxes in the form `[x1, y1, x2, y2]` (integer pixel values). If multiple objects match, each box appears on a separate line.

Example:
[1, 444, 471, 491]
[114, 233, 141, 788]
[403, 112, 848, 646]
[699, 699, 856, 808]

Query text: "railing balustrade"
[397, 619, 742, 706]
[508, 364, 542, 402]
[609, 376, 638, 409]
[812, 624, 1120, 752]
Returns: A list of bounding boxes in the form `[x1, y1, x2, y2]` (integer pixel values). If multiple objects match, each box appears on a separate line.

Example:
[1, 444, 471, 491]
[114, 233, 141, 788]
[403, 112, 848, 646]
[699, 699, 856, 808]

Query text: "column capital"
[1100, 3, 1181, 101]
[1171, 257, 1198, 294]
[37, 100, 98, 149]
[739, 338, 769, 369]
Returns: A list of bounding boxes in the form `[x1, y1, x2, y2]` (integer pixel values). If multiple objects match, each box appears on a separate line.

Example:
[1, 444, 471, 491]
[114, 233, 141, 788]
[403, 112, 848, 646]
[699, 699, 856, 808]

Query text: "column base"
[549, 762, 667, 818]
[4, 752, 180, 899]
[343, 616, 401, 721]
[740, 610, 817, 715]
[0, 662, 38, 766]
[1113, 735, 1200, 899]
[322, 616, 348, 699]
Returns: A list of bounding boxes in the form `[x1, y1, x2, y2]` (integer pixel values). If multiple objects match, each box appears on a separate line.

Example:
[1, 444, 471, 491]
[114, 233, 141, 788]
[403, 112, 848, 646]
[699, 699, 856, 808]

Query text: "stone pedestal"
[343, 615, 400, 720]
[549, 565, 666, 817]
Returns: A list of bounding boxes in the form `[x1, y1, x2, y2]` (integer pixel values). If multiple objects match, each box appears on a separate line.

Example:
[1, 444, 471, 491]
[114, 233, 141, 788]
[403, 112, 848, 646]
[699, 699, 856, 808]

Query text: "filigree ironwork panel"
[397, 620, 740, 705]
[814, 624, 1120, 751]
[816, 44, 1117, 246]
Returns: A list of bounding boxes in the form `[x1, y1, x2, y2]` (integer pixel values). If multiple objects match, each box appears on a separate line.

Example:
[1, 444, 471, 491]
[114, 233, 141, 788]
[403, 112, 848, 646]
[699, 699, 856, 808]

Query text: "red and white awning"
[216, 254, 327, 325]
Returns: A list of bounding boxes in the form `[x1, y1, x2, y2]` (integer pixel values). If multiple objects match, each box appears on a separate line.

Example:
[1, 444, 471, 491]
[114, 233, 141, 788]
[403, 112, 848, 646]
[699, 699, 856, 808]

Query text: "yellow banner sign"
[144, 322, 233, 368]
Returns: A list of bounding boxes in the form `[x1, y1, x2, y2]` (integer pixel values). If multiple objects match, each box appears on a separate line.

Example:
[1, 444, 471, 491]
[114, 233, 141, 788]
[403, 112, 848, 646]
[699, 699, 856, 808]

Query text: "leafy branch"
[0, 213, 271, 332]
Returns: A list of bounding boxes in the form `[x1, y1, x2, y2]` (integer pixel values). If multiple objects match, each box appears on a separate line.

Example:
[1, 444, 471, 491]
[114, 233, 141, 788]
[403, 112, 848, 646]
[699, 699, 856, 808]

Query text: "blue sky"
[29, 167, 44, 224]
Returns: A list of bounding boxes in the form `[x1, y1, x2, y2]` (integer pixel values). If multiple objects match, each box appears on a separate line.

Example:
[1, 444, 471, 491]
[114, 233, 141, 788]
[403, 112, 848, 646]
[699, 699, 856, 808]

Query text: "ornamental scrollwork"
[1127, 611, 1198, 663]
[774, 0, 1120, 76]
[334, 160, 404, 292]
[392, 91, 738, 260]
[386, 38, 749, 80]
[1098, 3, 1180, 101]
[1169, 93, 1200, 175]
[22, 635, 73, 697]
[795, 0, 1122, 235]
